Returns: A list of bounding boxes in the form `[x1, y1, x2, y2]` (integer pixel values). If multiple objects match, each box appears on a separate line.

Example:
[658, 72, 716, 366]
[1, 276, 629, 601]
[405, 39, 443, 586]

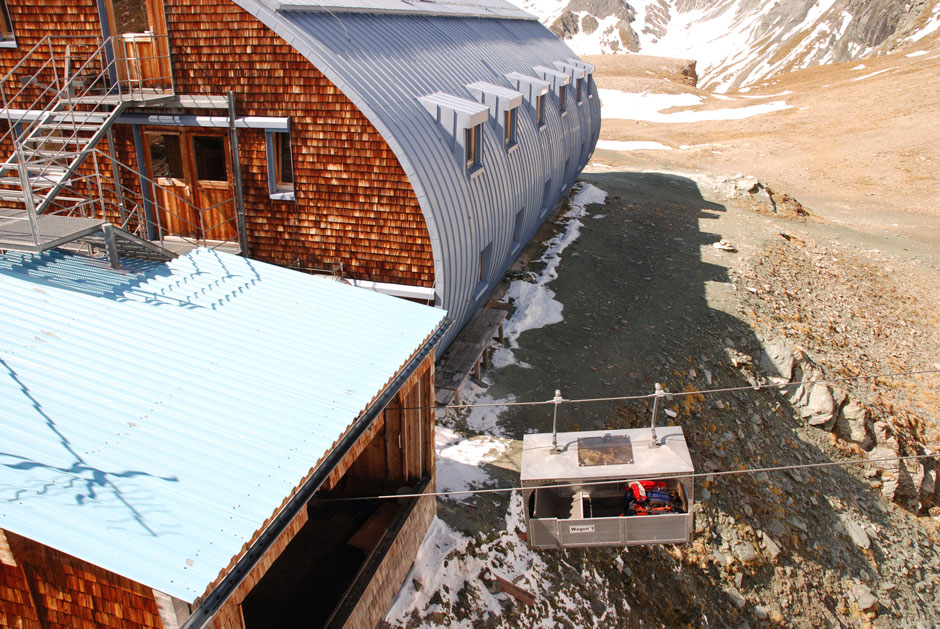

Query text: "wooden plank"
[459, 308, 507, 345]
[346, 503, 398, 552]
[435, 341, 484, 390]
[493, 574, 535, 606]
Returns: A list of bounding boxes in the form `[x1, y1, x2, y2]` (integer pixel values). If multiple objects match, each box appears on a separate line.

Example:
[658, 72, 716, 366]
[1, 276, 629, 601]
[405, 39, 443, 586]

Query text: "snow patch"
[850, 67, 894, 81]
[435, 426, 510, 499]
[501, 183, 607, 351]
[738, 90, 792, 99]
[386, 493, 560, 627]
[911, 7, 940, 42]
[600, 89, 790, 122]
[906, 50, 928, 57]
[850, 64, 866, 70]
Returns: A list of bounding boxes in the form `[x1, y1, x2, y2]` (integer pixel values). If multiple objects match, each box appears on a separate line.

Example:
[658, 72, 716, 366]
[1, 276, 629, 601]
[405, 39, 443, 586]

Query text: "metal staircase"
[0, 35, 173, 258]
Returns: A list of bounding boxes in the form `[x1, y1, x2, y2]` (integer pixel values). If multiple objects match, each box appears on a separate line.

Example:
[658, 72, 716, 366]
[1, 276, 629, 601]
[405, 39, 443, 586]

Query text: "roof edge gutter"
[180, 317, 450, 629]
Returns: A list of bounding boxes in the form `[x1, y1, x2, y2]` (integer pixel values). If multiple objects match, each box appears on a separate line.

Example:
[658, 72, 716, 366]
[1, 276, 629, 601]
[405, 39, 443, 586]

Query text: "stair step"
[27, 150, 83, 161]
[22, 135, 93, 146]
[37, 122, 105, 132]
[0, 174, 67, 189]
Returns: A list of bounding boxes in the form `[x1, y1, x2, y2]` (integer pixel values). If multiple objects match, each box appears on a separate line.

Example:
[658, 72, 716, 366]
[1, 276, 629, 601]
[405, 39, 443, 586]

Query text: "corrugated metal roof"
[278, 0, 536, 20]
[0, 248, 445, 602]
[233, 2, 602, 350]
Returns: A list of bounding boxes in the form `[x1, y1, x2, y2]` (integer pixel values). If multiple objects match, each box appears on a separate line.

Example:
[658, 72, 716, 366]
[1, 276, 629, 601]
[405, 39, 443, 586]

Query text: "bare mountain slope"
[513, 0, 940, 90]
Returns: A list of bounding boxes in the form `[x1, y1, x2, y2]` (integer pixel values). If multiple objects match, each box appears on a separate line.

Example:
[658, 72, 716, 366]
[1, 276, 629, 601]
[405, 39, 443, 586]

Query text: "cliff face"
[521, 0, 940, 90]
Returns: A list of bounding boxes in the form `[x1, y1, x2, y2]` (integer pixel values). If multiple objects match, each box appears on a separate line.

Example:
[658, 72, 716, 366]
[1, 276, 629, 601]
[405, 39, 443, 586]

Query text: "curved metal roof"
[0, 248, 445, 601]
[234, 0, 601, 348]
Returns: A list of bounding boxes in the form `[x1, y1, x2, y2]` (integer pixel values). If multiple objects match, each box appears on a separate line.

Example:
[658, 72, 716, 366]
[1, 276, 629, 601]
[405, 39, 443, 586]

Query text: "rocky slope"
[384, 32, 940, 629]
[512, 0, 940, 89]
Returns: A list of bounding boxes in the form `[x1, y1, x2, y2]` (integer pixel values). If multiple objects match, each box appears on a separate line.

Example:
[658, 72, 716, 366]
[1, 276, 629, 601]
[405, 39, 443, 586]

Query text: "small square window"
[559, 84, 568, 115]
[465, 123, 482, 171]
[503, 108, 517, 148]
[266, 130, 295, 200]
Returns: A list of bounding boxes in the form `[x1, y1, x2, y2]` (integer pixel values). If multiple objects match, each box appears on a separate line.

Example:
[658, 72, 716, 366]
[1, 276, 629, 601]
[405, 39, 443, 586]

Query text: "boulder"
[835, 400, 874, 449]
[733, 541, 758, 563]
[839, 515, 870, 550]
[801, 383, 839, 430]
[851, 583, 878, 611]
[758, 337, 795, 384]
[724, 587, 747, 608]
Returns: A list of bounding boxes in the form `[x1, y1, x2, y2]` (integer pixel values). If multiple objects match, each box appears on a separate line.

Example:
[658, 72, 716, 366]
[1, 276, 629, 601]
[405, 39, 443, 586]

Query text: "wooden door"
[190, 134, 237, 242]
[105, 0, 172, 90]
[143, 128, 236, 242]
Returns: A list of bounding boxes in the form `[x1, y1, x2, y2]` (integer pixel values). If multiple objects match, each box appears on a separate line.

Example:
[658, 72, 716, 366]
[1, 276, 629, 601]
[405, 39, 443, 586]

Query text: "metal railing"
[41, 146, 240, 253]
[0, 33, 173, 248]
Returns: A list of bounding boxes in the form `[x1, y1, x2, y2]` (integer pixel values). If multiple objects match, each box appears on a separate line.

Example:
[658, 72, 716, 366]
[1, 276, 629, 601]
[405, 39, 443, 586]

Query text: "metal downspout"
[227, 91, 248, 256]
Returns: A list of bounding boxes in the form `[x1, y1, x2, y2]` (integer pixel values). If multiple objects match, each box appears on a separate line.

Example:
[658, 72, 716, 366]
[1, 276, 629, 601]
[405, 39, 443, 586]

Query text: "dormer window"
[418, 91, 489, 176]
[467, 81, 522, 153]
[566, 58, 595, 99]
[576, 77, 583, 104]
[506, 72, 550, 132]
[533, 65, 571, 118]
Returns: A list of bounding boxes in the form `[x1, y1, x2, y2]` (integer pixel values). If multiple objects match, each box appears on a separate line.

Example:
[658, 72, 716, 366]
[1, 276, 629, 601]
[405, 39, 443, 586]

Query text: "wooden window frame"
[465, 124, 482, 172]
[503, 107, 518, 149]
[0, 0, 15, 44]
[536, 93, 545, 129]
[265, 129, 295, 201]
[559, 84, 568, 116]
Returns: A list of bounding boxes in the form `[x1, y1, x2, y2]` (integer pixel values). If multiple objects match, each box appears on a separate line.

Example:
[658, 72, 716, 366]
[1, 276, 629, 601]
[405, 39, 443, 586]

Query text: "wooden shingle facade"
[0, 0, 600, 350]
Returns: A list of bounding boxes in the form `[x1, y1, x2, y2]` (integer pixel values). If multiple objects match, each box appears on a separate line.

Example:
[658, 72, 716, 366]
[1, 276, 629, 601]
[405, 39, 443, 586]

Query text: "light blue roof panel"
[0, 248, 445, 601]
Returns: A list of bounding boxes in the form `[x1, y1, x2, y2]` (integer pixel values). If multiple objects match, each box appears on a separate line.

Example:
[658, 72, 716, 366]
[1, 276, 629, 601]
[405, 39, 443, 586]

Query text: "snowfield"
[599, 89, 791, 122]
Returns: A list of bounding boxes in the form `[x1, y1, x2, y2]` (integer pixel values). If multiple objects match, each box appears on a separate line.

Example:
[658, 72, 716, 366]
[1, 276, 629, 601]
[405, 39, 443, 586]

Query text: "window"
[475, 241, 493, 300]
[559, 84, 567, 115]
[536, 93, 545, 128]
[576, 77, 583, 104]
[465, 124, 481, 171]
[0, 0, 14, 43]
[274, 132, 294, 190]
[193, 135, 227, 182]
[512, 208, 525, 247]
[503, 108, 517, 148]
[147, 133, 184, 179]
[266, 130, 295, 200]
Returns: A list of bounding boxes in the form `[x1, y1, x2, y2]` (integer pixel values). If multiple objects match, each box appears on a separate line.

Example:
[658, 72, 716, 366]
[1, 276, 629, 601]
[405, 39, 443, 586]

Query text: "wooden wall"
[342, 492, 435, 629]
[158, 0, 434, 286]
[0, 530, 163, 629]
[336, 353, 436, 489]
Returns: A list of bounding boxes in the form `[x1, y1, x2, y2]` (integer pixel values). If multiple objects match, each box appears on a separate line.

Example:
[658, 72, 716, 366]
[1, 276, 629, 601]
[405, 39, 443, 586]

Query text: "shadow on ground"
[444, 170, 914, 626]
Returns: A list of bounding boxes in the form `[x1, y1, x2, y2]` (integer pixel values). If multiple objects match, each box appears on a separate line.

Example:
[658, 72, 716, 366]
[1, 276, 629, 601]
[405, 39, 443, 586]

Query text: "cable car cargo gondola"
[520, 426, 694, 549]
